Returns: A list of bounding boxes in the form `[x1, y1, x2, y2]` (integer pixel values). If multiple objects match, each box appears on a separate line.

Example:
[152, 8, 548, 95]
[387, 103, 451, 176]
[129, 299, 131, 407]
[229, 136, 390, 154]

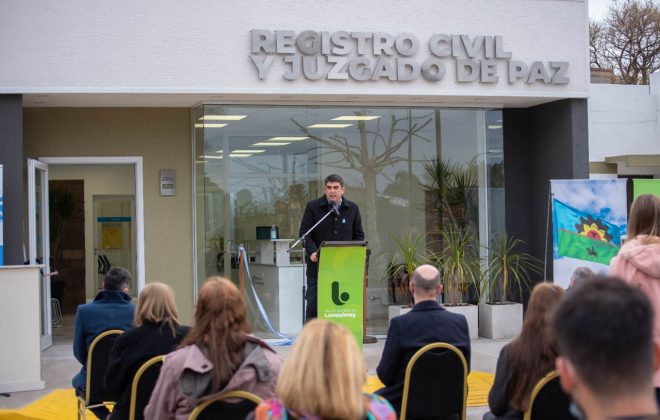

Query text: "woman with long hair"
[610, 193, 660, 401]
[483, 282, 565, 419]
[253, 319, 395, 420]
[145, 277, 281, 419]
[105, 282, 189, 420]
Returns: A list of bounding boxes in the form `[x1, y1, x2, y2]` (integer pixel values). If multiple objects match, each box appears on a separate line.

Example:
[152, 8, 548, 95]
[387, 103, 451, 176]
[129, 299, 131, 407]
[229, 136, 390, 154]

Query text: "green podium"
[317, 241, 368, 349]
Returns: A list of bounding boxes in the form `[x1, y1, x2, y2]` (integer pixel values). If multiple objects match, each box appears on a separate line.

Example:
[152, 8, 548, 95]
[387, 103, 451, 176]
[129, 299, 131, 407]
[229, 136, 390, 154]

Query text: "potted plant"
[429, 226, 481, 339]
[386, 232, 425, 321]
[479, 233, 543, 339]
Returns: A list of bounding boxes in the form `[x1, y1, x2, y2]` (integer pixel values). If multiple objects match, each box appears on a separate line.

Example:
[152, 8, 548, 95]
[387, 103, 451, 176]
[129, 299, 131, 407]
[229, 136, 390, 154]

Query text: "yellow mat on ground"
[0, 389, 96, 420]
[0, 372, 494, 419]
[365, 371, 494, 407]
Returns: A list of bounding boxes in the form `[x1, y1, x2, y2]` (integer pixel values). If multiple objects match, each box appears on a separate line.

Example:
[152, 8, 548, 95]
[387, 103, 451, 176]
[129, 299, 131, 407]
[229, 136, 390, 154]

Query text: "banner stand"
[317, 241, 367, 349]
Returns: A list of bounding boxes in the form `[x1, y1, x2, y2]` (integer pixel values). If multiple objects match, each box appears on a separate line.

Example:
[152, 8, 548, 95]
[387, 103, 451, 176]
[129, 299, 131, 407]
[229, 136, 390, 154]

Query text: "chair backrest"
[189, 390, 263, 420]
[400, 342, 468, 420]
[84, 329, 124, 405]
[523, 370, 577, 420]
[129, 355, 165, 420]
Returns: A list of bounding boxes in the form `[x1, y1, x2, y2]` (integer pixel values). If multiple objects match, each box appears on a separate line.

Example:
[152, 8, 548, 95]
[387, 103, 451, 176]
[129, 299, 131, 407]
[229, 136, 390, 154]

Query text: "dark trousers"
[305, 276, 318, 321]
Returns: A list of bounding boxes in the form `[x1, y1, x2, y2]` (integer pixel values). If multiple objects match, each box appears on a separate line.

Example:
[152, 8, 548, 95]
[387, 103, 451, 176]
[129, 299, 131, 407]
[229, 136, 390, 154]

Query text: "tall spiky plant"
[388, 232, 426, 306]
[485, 234, 543, 303]
[429, 227, 481, 305]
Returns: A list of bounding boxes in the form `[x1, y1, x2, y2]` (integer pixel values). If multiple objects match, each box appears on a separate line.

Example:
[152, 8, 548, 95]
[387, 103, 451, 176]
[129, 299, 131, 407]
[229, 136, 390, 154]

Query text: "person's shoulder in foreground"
[552, 275, 660, 419]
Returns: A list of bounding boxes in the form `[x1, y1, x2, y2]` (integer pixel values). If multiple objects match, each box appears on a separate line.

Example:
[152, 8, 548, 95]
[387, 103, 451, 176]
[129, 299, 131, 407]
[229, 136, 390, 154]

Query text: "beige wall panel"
[23, 108, 195, 324]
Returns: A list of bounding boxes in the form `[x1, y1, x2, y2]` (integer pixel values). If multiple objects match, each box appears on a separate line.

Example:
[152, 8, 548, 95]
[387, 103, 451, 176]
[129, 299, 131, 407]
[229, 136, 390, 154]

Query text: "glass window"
[193, 105, 504, 336]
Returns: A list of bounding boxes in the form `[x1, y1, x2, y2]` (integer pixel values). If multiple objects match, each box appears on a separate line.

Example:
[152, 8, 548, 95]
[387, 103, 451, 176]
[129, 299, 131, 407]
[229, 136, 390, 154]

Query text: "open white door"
[28, 158, 52, 350]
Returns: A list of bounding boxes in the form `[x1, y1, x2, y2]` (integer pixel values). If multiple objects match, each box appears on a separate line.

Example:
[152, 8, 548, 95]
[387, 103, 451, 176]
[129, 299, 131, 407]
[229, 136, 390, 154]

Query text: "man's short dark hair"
[324, 174, 344, 187]
[552, 276, 654, 397]
[104, 267, 131, 291]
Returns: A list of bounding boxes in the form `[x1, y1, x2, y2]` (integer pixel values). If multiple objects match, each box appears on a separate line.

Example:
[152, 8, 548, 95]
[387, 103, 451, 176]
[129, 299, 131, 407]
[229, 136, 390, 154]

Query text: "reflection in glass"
[193, 105, 504, 335]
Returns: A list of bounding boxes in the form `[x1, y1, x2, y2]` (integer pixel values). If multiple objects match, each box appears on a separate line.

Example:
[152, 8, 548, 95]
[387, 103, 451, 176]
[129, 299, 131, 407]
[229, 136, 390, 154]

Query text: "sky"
[589, 0, 660, 21]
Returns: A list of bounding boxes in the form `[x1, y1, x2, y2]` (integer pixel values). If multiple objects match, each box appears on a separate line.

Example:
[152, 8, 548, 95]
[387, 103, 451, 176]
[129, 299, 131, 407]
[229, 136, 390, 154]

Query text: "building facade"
[0, 0, 589, 337]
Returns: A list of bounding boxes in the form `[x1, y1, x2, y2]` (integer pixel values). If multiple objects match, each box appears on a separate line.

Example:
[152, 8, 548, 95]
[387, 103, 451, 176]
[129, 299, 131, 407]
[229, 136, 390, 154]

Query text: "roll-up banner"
[550, 179, 627, 288]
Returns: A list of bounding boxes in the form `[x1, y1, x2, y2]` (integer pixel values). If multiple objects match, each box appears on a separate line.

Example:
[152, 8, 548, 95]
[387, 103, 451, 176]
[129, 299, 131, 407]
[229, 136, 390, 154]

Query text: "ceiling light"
[195, 160, 208, 164]
[232, 150, 265, 154]
[229, 153, 253, 157]
[199, 155, 223, 159]
[253, 142, 291, 146]
[308, 124, 353, 128]
[332, 116, 381, 121]
[194, 123, 228, 128]
[268, 136, 309, 141]
[198, 115, 247, 121]
[488, 124, 502, 129]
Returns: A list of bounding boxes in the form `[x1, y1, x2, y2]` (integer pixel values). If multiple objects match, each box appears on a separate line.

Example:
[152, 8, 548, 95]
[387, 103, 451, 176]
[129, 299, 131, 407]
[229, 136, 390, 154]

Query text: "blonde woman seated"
[105, 282, 189, 420]
[483, 282, 565, 420]
[253, 319, 395, 420]
[145, 277, 281, 420]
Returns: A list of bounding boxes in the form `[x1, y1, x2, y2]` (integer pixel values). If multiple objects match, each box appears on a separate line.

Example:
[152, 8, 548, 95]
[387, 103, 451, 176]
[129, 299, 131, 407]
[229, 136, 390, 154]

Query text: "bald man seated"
[376, 264, 471, 415]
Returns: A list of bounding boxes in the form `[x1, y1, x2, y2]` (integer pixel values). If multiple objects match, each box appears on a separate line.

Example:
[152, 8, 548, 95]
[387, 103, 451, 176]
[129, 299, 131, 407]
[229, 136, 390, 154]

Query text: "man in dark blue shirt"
[72, 267, 135, 418]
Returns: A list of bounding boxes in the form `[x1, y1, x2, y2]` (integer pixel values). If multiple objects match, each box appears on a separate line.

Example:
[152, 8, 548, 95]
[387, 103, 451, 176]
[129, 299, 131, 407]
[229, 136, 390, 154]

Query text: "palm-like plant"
[422, 159, 478, 230]
[388, 232, 426, 306]
[430, 227, 481, 305]
[485, 234, 543, 303]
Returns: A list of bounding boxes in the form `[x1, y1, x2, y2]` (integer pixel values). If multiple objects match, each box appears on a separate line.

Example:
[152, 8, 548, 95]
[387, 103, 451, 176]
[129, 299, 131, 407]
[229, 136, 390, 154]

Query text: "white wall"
[0, 0, 588, 102]
[49, 165, 135, 301]
[589, 81, 658, 162]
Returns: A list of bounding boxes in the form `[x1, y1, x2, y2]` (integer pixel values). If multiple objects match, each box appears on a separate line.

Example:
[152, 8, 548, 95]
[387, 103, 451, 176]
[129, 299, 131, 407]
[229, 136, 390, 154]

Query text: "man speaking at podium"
[299, 174, 365, 321]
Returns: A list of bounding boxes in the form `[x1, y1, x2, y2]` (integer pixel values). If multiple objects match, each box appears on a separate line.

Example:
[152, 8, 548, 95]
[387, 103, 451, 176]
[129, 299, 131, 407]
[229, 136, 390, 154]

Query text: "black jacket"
[298, 195, 365, 278]
[376, 300, 471, 414]
[105, 321, 189, 420]
[487, 344, 524, 420]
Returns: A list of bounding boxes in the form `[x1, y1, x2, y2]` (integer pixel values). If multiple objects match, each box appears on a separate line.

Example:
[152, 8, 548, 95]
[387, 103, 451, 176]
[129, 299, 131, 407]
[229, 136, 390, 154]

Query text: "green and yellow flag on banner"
[318, 243, 366, 349]
[552, 199, 621, 265]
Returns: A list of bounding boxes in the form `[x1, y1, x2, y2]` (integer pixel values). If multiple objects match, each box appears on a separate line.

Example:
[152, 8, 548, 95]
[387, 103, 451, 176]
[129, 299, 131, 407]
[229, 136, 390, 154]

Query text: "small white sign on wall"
[160, 169, 176, 196]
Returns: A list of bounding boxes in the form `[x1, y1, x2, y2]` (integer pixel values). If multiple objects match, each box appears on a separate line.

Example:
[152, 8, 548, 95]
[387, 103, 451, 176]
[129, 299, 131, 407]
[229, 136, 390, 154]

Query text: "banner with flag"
[553, 199, 620, 265]
[550, 179, 627, 288]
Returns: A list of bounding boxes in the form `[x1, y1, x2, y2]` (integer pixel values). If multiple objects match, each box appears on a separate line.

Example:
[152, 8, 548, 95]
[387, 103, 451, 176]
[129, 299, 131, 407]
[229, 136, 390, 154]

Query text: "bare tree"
[590, 0, 660, 84]
[292, 113, 433, 253]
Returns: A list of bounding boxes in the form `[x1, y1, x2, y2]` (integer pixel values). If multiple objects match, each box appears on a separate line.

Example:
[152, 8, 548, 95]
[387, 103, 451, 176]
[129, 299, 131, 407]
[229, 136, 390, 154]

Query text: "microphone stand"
[288, 207, 336, 326]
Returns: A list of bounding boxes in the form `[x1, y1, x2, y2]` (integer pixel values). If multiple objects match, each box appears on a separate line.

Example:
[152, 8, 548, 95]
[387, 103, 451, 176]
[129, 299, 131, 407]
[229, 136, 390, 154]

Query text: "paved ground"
[0, 315, 508, 419]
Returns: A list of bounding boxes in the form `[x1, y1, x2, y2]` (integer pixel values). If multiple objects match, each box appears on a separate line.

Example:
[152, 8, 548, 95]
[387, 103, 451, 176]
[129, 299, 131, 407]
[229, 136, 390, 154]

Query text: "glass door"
[28, 158, 51, 350]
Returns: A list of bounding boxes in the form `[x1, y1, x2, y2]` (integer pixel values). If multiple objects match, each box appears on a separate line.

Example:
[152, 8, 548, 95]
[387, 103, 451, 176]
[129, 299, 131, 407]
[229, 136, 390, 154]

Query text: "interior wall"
[49, 165, 135, 302]
[23, 108, 194, 324]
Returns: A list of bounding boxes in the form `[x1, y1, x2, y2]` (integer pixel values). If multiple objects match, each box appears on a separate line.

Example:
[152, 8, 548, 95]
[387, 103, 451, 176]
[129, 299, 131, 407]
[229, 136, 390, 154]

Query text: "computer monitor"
[256, 226, 278, 240]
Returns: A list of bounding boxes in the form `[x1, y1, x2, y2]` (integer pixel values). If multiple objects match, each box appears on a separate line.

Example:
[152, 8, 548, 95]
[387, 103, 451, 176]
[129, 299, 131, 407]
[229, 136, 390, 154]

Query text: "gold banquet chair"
[523, 370, 576, 420]
[77, 329, 124, 420]
[189, 390, 263, 420]
[400, 342, 468, 420]
[128, 355, 166, 420]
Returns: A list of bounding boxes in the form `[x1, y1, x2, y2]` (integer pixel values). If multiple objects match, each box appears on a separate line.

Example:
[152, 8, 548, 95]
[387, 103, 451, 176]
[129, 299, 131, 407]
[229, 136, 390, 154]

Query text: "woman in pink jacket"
[144, 277, 281, 420]
[610, 193, 660, 403]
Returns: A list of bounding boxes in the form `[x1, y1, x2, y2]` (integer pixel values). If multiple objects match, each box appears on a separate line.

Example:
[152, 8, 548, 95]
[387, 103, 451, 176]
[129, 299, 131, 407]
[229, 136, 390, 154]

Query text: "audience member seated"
[253, 319, 396, 420]
[144, 277, 281, 419]
[567, 266, 595, 288]
[375, 264, 471, 414]
[610, 194, 660, 403]
[72, 267, 135, 419]
[552, 276, 660, 419]
[483, 282, 565, 420]
[105, 282, 190, 420]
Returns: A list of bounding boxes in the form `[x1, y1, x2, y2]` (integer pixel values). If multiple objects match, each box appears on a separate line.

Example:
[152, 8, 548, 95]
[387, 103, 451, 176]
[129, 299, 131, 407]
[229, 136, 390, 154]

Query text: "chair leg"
[51, 298, 63, 327]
